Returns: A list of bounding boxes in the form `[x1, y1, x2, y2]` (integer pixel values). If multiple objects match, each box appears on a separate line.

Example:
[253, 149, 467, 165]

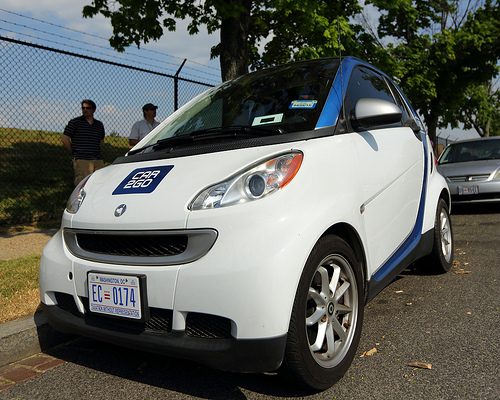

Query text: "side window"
[344, 66, 402, 131]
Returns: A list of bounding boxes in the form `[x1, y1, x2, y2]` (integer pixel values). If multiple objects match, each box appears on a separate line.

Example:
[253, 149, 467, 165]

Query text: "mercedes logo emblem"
[114, 204, 127, 217]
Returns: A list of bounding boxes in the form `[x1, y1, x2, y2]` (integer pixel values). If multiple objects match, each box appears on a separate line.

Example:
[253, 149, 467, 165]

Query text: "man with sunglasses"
[62, 99, 105, 185]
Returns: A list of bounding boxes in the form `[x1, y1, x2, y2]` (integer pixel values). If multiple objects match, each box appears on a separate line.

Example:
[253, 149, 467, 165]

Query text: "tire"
[280, 235, 364, 391]
[426, 199, 454, 274]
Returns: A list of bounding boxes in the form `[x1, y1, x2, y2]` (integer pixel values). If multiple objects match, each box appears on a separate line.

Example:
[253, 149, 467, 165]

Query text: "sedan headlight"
[66, 174, 91, 214]
[190, 152, 303, 210]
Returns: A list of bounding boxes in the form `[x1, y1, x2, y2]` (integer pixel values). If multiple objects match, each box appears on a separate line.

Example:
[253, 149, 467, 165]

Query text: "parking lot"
[1, 204, 498, 400]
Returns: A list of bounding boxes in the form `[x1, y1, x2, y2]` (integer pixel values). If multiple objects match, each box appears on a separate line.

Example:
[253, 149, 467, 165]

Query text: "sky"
[0, 0, 481, 142]
[0, 0, 221, 83]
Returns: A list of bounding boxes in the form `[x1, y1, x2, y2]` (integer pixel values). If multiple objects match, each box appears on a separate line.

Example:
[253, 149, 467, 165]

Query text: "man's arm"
[61, 134, 72, 153]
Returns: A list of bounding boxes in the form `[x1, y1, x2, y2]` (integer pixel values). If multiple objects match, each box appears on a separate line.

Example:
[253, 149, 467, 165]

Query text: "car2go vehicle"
[40, 56, 453, 390]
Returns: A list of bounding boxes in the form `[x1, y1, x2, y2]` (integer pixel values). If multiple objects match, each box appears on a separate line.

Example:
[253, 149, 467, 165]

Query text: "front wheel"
[281, 235, 364, 391]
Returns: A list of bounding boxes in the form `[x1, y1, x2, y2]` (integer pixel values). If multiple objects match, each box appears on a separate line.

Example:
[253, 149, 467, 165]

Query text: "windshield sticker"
[252, 113, 283, 126]
[112, 165, 174, 195]
[289, 100, 318, 109]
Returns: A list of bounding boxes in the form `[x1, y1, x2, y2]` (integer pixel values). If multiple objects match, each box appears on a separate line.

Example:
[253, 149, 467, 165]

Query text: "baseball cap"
[142, 103, 158, 111]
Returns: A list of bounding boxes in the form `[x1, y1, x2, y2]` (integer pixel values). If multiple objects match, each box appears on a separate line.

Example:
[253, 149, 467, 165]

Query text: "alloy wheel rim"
[306, 254, 358, 367]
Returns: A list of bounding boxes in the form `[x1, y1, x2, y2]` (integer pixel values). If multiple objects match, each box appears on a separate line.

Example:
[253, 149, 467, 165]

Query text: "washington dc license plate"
[88, 272, 144, 320]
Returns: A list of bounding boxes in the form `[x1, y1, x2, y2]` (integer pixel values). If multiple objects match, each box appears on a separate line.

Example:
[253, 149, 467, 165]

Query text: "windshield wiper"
[187, 125, 286, 137]
[129, 125, 286, 155]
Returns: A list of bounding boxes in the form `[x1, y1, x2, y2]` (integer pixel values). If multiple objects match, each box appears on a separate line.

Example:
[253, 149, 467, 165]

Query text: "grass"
[0, 127, 130, 226]
[0, 255, 42, 323]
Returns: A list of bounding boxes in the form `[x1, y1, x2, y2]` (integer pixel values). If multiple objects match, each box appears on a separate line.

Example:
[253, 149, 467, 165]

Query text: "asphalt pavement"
[0, 204, 498, 399]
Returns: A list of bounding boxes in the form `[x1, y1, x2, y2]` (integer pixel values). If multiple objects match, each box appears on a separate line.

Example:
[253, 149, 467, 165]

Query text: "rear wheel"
[281, 235, 364, 391]
[425, 199, 453, 274]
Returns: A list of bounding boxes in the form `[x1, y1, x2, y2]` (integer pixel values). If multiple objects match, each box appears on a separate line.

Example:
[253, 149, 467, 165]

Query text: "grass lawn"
[0, 127, 130, 226]
[0, 255, 42, 323]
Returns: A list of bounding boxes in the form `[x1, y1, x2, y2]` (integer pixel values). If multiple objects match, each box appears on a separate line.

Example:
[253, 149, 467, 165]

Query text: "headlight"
[66, 175, 91, 214]
[493, 169, 500, 180]
[189, 152, 303, 210]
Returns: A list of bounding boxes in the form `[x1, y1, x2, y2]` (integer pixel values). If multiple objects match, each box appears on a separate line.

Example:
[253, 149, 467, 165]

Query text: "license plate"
[88, 272, 144, 320]
[458, 185, 479, 195]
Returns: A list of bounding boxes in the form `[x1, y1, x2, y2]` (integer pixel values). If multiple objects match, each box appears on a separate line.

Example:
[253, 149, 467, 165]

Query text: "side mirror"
[353, 98, 402, 129]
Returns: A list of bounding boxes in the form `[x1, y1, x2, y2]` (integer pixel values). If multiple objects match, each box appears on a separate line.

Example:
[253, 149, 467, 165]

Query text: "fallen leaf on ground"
[453, 269, 471, 274]
[408, 362, 432, 369]
[366, 348, 377, 356]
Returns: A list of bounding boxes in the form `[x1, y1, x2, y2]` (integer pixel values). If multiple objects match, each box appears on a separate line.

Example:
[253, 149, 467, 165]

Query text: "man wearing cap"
[129, 103, 160, 146]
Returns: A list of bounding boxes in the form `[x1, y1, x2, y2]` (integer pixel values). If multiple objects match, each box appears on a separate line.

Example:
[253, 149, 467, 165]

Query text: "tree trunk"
[426, 112, 439, 156]
[219, 0, 252, 81]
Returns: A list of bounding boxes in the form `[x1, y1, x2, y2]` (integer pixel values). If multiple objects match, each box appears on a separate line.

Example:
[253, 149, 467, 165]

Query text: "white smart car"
[40, 56, 453, 390]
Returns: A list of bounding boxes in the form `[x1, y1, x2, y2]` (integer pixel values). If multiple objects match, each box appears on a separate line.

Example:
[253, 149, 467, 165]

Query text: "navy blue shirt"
[64, 116, 105, 160]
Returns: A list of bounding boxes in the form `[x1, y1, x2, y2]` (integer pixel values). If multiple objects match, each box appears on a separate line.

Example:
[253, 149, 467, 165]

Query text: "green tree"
[366, 0, 500, 148]
[82, 0, 367, 81]
[446, 80, 500, 137]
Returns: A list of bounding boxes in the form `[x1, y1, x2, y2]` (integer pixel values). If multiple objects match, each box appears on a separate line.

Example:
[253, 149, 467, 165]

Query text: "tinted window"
[439, 139, 500, 164]
[142, 59, 339, 146]
[344, 67, 401, 131]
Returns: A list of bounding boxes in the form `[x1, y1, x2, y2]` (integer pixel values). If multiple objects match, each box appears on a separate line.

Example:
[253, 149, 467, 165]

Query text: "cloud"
[1, 0, 219, 68]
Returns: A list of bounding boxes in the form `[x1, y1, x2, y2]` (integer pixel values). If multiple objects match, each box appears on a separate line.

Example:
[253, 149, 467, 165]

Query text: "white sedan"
[40, 56, 453, 391]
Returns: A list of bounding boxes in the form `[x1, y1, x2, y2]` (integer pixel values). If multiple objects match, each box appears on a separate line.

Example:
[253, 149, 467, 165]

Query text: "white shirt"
[129, 119, 160, 141]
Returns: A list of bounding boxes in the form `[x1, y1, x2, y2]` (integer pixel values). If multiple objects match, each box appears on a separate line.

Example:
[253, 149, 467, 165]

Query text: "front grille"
[54, 292, 172, 333]
[82, 297, 173, 333]
[54, 292, 232, 339]
[63, 229, 218, 266]
[186, 312, 232, 339]
[77, 233, 187, 257]
[449, 174, 490, 182]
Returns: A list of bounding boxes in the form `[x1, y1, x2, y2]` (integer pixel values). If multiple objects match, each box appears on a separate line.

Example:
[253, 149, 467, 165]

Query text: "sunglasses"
[82, 106, 92, 110]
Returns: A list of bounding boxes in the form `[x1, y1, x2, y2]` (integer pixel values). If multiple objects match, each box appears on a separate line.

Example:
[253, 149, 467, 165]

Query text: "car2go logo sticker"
[112, 166, 174, 195]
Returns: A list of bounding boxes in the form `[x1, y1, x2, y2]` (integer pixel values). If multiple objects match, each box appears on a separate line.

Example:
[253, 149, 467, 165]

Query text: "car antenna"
[338, 18, 347, 131]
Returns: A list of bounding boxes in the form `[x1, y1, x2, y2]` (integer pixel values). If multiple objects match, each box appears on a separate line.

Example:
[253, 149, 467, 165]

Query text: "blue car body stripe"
[373, 131, 428, 281]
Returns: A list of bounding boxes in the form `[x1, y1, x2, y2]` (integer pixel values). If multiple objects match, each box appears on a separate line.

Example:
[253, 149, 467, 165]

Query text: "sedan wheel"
[281, 235, 364, 390]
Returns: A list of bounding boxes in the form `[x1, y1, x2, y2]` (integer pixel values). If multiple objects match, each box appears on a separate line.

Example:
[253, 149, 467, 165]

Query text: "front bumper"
[42, 302, 286, 373]
[448, 181, 500, 204]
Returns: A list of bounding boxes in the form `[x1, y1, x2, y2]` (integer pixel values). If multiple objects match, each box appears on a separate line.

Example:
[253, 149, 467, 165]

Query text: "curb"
[0, 312, 72, 367]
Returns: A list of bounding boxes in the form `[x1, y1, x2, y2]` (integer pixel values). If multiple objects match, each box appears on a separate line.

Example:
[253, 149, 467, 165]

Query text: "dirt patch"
[0, 229, 58, 260]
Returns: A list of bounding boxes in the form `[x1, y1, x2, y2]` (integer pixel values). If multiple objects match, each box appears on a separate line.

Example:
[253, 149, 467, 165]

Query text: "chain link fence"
[0, 37, 214, 226]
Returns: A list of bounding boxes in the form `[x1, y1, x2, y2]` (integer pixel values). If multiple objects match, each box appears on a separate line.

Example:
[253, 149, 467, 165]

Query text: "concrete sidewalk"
[0, 312, 72, 368]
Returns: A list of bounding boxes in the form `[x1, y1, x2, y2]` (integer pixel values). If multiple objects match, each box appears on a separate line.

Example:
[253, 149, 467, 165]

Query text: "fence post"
[174, 59, 187, 112]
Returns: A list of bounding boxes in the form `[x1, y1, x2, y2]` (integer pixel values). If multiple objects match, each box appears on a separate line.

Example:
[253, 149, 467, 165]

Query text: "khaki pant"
[73, 159, 104, 186]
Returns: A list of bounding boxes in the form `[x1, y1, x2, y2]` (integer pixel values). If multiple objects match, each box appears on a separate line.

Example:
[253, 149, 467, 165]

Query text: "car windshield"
[438, 139, 500, 164]
[138, 59, 339, 149]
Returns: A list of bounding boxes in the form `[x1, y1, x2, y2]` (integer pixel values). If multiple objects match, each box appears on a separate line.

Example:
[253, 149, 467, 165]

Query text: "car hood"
[68, 144, 293, 231]
[437, 159, 500, 177]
